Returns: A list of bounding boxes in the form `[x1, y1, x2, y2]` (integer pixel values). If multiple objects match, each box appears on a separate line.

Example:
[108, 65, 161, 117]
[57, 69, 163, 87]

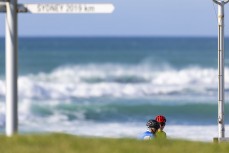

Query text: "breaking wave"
[0, 63, 225, 99]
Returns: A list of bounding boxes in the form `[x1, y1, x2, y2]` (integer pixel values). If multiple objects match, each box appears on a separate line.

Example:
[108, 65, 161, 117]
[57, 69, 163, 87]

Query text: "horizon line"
[0, 35, 221, 38]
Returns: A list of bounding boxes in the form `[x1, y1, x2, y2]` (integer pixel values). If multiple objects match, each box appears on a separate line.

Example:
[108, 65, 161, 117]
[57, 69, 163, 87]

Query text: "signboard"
[18, 3, 115, 14]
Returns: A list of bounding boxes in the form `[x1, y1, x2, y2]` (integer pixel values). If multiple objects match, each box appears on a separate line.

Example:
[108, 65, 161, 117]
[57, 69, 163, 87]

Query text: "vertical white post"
[218, 3, 225, 138]
[5, 0, 18, 136]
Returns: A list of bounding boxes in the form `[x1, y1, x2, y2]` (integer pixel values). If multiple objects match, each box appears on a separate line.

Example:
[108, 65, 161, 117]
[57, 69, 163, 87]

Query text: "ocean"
[0, 37, 229, 141]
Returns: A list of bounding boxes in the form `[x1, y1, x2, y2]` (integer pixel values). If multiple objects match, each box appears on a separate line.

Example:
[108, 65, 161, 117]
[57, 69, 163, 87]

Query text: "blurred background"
[0, 0, 229, 141]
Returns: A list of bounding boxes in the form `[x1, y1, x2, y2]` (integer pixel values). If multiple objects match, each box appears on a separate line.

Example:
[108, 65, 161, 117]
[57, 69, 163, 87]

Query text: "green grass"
[0, 133, 228, 153]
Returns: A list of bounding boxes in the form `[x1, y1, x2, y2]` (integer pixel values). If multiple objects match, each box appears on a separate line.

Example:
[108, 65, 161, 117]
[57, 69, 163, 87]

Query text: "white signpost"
[212, 0, 229, 143]
[0, 0, 114, 137]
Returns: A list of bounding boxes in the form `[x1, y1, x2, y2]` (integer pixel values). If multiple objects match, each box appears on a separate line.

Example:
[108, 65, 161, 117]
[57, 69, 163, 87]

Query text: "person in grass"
[140, 119, 160, 140]
[155, 115, 167, 139]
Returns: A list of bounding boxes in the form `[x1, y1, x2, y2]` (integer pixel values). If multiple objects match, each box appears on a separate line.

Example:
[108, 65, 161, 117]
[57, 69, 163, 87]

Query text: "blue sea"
[0, 37, 229, 141]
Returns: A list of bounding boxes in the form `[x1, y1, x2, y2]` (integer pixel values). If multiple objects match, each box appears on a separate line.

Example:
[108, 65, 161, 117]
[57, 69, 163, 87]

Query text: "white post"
[213, 0, 229, 141]
[218, 2, 225, 138]
[5, 0, 18, 136]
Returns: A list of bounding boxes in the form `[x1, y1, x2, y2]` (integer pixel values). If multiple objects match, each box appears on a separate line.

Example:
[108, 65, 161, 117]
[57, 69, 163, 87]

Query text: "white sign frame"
[18, 3, 114, 14]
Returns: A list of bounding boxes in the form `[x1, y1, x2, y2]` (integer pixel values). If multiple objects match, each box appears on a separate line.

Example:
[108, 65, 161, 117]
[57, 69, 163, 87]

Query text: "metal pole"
[218, 2, 225, 138]
[5, 0, 18, 136]
[213, 0, 229, 139]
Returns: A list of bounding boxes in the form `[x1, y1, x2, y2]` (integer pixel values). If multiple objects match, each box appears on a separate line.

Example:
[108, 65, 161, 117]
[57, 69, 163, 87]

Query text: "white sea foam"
[0, 98, 224, 142]
[4, 104, 218, 142]
[0, 64, 223, 100]
[18, 119, 223, 142]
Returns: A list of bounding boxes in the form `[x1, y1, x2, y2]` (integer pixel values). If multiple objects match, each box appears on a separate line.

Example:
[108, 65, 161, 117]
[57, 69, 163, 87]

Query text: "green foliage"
[0, 133, 228, 153]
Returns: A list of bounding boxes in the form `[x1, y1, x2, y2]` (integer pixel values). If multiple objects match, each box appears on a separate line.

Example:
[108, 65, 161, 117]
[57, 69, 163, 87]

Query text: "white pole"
[5, 0, 18, 136]
[213, 0, 229, 139]
[218, 2, 225, 138]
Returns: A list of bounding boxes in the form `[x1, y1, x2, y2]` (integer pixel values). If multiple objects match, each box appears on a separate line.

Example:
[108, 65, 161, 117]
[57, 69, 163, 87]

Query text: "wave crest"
[0, 64, 225, 99]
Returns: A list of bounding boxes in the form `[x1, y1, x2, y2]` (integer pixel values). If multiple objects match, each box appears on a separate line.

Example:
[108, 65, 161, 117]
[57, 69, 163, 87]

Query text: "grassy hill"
[0, 133, 228, 153]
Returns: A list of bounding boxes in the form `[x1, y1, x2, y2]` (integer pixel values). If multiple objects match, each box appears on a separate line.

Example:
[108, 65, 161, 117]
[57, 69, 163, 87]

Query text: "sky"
[0, 0, 228, 37]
